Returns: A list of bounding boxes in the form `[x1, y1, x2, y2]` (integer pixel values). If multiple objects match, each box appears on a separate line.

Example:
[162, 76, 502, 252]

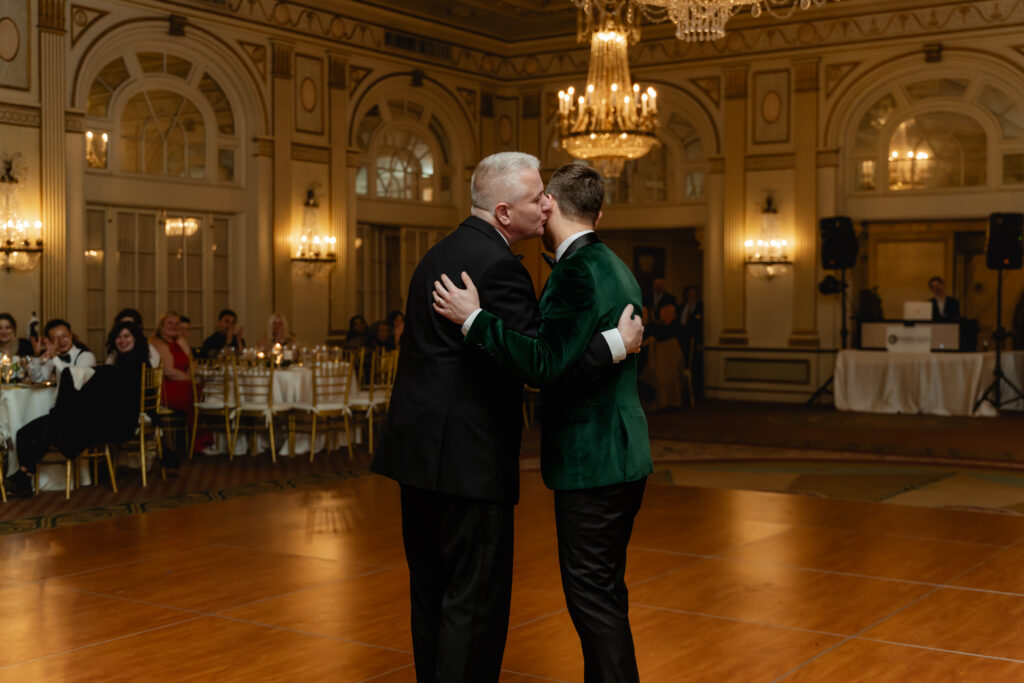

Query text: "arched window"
[354, 99, 452, 204]
[120, 90, 207, 179]
[84, 52, 238, 183]
[887, 112, 986, 190]
[605, 112, 705, 204]
[850, 77, 1024, 192]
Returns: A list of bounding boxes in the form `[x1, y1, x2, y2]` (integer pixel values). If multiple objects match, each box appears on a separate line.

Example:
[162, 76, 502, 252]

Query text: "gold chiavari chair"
[348, 348, 395, 455]
[683, 337, 696, 408]
[231, 359, 282, 462]
[76, 444, 118, 495]
[298, 360, 355, 462]
[190, 357, 234, 459]
[340, 347, 366, 387]
[109, 365, 166, 487]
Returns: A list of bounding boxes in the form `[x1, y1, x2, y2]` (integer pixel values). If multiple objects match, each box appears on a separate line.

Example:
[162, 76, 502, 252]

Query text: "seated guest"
[385, 310, 405, 350]
[6, 321, 150, 497]
[644, 300, 684, 350]
[151, 311, 192, 467]
[365, 320, 393, 351]
[28, 319, 96, 383]
[200, 308, 246, 358]
[259, 312, 299, 349]
[929, 276, 960, 322]
[106, 307, 161, 367]
[0, 313, 34, 357]
[343, 315, 368, 348]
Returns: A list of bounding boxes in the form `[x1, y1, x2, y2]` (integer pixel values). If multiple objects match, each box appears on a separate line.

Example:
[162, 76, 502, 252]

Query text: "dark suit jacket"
[373, 217, 611, 505]
[931, 297, 960, 323]
[643, 290, 676, 315]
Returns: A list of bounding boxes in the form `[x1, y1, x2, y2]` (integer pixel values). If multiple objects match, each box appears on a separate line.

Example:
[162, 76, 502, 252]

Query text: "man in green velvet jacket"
[433, 162, 652, 683]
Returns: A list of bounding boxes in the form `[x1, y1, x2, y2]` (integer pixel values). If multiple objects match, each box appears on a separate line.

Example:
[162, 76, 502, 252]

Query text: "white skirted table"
[834, 350, 1024, 417]
[0, 383, 93, 489]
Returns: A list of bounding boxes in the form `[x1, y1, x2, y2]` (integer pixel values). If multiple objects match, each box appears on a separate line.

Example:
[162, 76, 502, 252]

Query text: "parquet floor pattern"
[2, 472, 1024, 681]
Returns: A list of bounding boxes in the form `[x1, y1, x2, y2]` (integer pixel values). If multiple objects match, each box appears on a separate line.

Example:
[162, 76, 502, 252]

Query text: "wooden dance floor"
[2, 471, 1024, 681]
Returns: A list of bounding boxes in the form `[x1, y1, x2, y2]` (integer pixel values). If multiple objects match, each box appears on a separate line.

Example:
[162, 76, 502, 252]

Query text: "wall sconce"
[163, 212, 201, 237]
[0, 154, 43, 274]
[85, 130, 109, 169]
[84, 249, 104, 262]
[744, 195, 791, 279]
[291, 187, 336, 277]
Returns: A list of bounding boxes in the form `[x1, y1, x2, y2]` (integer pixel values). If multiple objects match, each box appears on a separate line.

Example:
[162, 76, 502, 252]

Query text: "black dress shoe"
[5, 471, 34, 498]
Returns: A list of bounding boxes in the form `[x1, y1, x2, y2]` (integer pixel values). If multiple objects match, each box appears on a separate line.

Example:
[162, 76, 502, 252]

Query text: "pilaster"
[789, 57, 820, 347]
[720, 65, 748, 345]
[39, 0, 67, 320]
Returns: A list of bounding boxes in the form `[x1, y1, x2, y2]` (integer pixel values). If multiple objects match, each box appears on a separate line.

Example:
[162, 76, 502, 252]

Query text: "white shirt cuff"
[461, 308, 483, 336]
[602, 328, 627, 363]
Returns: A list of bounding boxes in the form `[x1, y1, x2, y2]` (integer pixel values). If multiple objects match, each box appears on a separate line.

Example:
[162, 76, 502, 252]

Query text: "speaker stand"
[973, 266, 1024, 413]
[808, 267, 848, 406]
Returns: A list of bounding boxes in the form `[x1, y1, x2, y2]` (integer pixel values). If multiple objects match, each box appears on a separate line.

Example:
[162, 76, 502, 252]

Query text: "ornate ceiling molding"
[156, 0, 1024, 82]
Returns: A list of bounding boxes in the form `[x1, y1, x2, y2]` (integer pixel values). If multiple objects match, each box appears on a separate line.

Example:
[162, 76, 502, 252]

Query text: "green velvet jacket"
[465, 239, 653, 491]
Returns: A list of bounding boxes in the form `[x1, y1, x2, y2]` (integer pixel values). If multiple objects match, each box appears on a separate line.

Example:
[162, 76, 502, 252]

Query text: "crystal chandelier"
[560, 2, 659, 178]
[631, 0, 832, 43]
[0, 154, 43, 274]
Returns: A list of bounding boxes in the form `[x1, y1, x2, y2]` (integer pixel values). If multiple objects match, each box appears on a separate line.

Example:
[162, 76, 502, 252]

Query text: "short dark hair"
[546, 162, 604, 225]
[114, 307, 143, 327]
[218, 309, 237, 321]
[43, 318, 71, 338]
[180, 315, 191, 324]
[928, 276, 944, 287]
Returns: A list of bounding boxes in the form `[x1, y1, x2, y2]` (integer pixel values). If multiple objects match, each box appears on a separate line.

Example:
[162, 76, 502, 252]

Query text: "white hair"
[470, 152, 541, 213]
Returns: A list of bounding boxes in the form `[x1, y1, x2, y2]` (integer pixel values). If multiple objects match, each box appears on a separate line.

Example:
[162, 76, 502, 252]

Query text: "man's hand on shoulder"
[433, 272, 481, 325]
[618, 304, 644, 354]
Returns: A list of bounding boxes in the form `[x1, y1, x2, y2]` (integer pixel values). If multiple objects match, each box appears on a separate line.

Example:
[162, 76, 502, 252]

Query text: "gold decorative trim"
[788, 332, 820, 348]
[64, 111, 85, 133]
[291, 142, 330, 164]
[707, 156, 725, 174]
[70, 4, 107, 48]
[719, 331, 750, 346]
[39, 0, 66, 33]
[238, 40, 267, 81]
[271, 42, 293, 79]
[824, 61, 860, 98]
[345, 147, 361, 168]
[690, 76, 721, 107]
[817, 149, 839, 168]
[724, 66, 748, 99]
[328, 54, 347, 90]
[0, 103, 40, 127]
[349, 66, 372, 96]
[745, 154, 795, 171]
[253, 136, 274, 157]
[794, 58, 820, 93]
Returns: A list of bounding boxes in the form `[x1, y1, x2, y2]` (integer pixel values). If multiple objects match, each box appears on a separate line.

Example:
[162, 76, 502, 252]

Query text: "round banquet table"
[0, 383, 93, 490]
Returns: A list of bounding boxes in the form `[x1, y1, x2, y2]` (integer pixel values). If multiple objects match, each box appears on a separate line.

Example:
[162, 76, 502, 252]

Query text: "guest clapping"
[6, 321, 150, 498]
[0, 313, 33, 357]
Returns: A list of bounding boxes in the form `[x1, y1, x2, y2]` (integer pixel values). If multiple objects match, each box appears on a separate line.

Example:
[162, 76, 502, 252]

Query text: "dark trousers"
[555, 477, 647, 683]
[400, 485, 514, 683]
[15, 414, 54, 474]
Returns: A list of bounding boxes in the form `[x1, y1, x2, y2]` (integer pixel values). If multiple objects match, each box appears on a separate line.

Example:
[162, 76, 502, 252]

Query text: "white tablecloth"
[0, 383, 92, 489]
[834, 350, 1024, 417]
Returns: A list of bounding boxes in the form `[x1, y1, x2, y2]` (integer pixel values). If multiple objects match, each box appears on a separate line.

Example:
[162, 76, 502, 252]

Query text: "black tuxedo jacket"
[931, 296, 960, 323]
[373, 216, 609, 504]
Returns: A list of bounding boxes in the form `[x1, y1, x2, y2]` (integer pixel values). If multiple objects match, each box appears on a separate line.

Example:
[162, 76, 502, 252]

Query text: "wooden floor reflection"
[2, 472, 1024, 681]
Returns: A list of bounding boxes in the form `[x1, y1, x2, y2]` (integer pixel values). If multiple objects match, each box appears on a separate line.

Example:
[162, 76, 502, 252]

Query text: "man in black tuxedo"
[372, 152, 641, 682]
[928, 276, 960, 322]
[642, 277, 675, 317]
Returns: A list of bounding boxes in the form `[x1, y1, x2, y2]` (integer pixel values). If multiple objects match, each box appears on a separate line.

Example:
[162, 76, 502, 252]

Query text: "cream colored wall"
[2, 0, 1023, 402]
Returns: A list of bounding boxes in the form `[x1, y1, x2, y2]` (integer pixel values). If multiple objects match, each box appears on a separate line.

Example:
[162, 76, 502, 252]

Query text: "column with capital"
[253, 136, 275, 330]
[719, 66, 748, 345]
[328, 53, 357, 332]
[789, 58, 821, 348]
[271, 41, 295, 321]
[39, 0, 67, 320]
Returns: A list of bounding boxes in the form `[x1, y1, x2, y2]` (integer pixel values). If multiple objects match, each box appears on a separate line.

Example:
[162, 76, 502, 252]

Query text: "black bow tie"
[542, 253, 557, 269]
[58, 353, 71, 363]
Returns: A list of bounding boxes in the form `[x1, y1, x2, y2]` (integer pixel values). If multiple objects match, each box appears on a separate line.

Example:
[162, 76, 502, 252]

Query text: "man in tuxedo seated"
[28, 319, 96, 383]
[929, 276, 960, 322]
[642, 277, 675, 316]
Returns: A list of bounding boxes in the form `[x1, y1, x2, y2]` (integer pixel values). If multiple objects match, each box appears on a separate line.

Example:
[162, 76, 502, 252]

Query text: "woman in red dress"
[151, 311, 193, 467]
